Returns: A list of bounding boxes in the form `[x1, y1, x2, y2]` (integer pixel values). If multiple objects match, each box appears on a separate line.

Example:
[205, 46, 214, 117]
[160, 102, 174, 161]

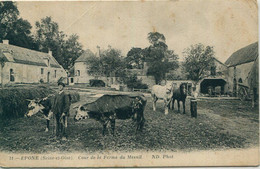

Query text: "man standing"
[52, 81, 71, 140]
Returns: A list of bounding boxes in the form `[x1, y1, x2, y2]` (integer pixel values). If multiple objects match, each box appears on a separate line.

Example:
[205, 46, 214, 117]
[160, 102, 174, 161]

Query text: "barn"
[0, 40, 67, 85]
[225, 42, 258, 97]
[197, 57, 229, 95]
[167, 57, 228, 96]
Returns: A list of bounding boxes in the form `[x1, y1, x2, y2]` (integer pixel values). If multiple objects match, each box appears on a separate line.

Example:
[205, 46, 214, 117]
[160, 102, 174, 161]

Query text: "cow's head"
[74, 105, 89, 121]
[132, 97, 143, 111]
[25, 99, 44, 117]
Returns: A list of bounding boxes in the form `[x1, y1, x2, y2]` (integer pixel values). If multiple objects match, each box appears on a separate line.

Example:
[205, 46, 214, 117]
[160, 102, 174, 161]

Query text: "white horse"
[151, 82, 175, 115]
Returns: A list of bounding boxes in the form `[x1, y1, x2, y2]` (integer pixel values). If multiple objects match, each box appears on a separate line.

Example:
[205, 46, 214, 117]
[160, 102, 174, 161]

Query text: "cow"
[74, 94, 146, 136]
[151, 83, 176, 115]
[171, 83, 187, 114]
[25, 95, 54, 132]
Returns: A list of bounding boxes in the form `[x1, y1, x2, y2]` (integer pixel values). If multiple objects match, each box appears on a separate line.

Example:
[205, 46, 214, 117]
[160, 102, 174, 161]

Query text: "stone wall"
[0, 62, 66, 85]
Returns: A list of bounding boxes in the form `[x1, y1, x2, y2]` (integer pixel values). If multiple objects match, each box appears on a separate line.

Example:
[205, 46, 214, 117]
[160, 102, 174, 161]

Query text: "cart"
[237, 83, 251, 101]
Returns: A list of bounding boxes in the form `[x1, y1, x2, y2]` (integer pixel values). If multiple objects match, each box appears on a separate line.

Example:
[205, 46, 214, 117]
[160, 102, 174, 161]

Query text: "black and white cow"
[74, 94, 147, 136]
[25, 95, 54, 132]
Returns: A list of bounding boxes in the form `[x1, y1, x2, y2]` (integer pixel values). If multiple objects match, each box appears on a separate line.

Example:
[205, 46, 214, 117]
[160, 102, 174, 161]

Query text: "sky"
[17, 0, 258, 62]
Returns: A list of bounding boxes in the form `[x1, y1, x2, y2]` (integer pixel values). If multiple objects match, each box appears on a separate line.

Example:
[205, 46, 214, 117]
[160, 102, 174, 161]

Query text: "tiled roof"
[225, 42, 258, 67]
[0, 43, 62, 68]
[75, 49, 95, 62]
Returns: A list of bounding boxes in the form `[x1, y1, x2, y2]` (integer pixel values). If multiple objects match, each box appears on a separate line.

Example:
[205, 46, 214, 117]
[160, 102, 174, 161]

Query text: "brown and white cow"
[74, 94, 146, 136]
[25, 95, 54, 132]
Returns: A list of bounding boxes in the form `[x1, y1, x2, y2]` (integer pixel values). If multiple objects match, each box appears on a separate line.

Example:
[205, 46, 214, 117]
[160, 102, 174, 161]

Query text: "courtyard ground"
[0, 89, 258, 153]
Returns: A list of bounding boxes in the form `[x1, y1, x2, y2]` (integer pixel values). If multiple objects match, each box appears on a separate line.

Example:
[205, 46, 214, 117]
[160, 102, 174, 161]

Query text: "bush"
[89, 79, 106, 87]
[0, 86, 54, 119]
[124, 74, 148, 90]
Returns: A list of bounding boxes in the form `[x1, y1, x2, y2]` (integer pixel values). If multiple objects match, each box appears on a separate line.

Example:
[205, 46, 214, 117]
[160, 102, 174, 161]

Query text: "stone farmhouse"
[73, 49, 97, 84]
[225, 41, 258, 96]
[0, 40, 67, 85]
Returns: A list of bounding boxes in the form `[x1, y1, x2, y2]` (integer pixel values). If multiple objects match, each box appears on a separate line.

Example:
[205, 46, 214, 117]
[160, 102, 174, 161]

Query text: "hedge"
[0, 86, 54, 119]
[0, 87, 80, 119]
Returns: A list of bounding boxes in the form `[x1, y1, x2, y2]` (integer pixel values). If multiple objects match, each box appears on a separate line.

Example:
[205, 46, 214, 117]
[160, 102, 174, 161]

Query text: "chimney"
[96, 46, 100, 57]
[48, 50, 52, 56]
[3, 40, 9, 45]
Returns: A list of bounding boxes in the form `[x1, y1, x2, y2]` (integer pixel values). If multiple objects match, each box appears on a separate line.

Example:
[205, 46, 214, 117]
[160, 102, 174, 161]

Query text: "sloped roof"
[213, 57, 227, 67]
[75, 49, 95, 62]
[225, 42, 258, 67]
[0, 43, 62, 68]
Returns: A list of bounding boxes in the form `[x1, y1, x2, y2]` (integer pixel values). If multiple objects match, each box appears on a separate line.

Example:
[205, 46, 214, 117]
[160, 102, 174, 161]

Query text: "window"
[238, 78, 243, 83]
[54, 70, 57, 78]
[41, 68, 44, 74]
[210, 66, 216, 76]
[10, 69, 14, 82]
[71, 78, 74, 83]
[76, 70, 80, 76]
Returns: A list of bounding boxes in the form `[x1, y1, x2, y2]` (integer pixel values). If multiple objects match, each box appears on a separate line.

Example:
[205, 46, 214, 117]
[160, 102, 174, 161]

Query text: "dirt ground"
[0, 91, 258, 153]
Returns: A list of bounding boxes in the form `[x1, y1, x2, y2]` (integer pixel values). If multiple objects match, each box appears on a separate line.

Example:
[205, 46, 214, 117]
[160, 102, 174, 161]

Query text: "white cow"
[151, 83, 176, 115]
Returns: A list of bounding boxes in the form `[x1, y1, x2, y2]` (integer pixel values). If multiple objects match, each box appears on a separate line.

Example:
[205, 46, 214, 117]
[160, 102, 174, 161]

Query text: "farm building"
[167, 57, 228, 95]
[73, 47, 113, 86]
[197, 57, 229, 95]
[73, 46, 156, 88]
[225, 41, 258, 98]
[0, 40, 67, 85]
[73, 49, 97, 84]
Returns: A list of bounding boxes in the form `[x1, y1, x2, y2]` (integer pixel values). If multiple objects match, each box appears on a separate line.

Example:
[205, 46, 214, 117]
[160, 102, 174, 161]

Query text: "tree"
[86, 53, 103, 78]
[6, 18, 38, 50]
[125, 47, 144, 69]
[87, 47, 126, 78]
[143, 32, 178, 84]
[147, 32, 166, 46]
[35, 17, 83, 69]
[100, 48, 125, 77]
[0, 1, 19, 40]
[0, 2, 37, 50]
[183, 43, 215, 83]
[62, 34, 83, 69]
[35, 17, 62, 61]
